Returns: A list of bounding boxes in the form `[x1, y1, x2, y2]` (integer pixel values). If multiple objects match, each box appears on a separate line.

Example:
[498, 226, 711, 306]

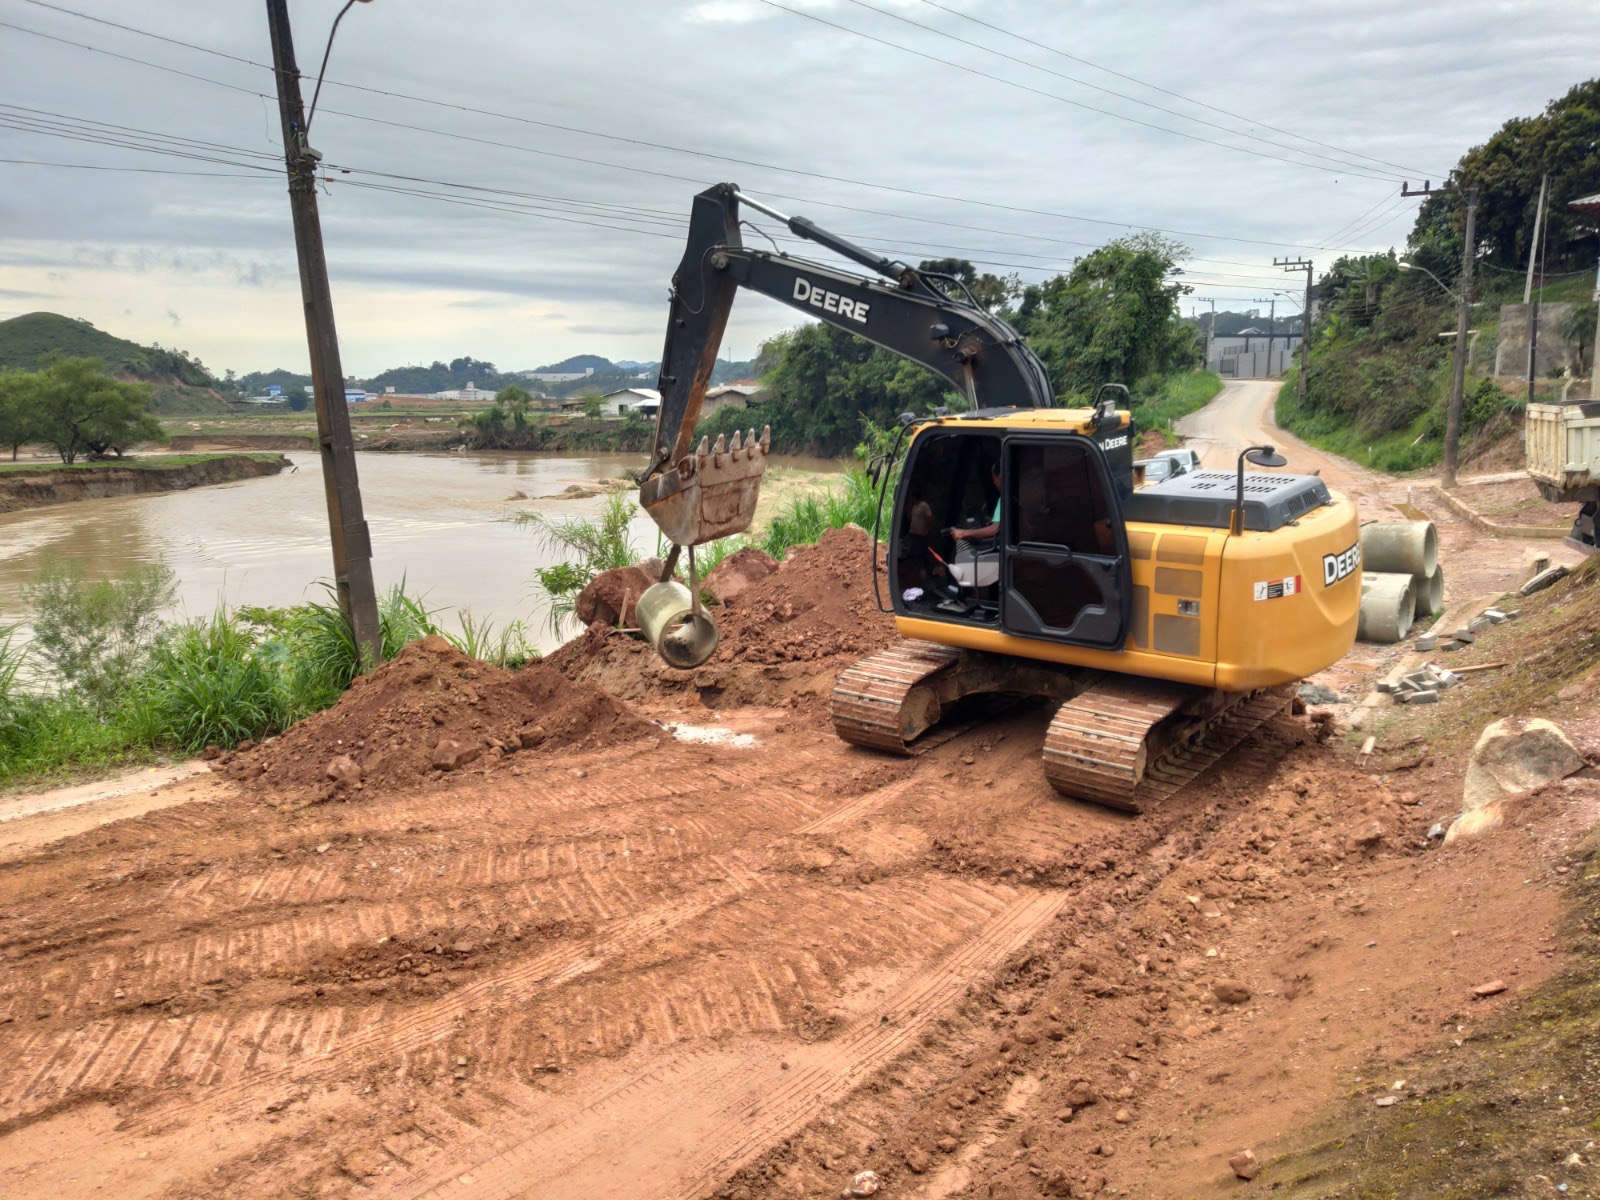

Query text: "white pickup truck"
[1525, 400, 1600, 549]
[1134, 446, 1202, 486]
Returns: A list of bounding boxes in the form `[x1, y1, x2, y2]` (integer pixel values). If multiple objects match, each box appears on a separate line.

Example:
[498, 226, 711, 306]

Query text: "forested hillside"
[0, 312, 230, 414]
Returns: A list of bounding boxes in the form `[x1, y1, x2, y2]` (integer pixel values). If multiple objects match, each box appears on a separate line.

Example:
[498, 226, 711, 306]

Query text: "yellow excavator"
[635, 183, 1361, 811]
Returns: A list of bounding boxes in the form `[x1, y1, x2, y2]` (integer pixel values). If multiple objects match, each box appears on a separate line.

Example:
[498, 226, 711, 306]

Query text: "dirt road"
[0, 384, 1592, 1200]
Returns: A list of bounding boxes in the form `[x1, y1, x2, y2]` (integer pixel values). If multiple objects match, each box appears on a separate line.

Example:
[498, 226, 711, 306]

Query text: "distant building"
[345, 390, 369, 404]
[702, 384, 766, 416]
[430, 381, 494, 403]
[1208, 334, 1301, 378]
[601, 387, 661, 417]
[524, 366, 597, 383]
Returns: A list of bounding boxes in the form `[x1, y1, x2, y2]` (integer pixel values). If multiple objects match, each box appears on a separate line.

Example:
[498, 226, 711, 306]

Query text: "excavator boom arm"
[646, 183, 1054, 488]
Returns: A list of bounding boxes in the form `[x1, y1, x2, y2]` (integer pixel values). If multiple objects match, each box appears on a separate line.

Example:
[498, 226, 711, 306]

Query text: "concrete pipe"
[1411, 564, 1444, 619]
[636, 580, 719, 669]
[1358, 572, 1416, 643]
[1359, 520, 1438, 578]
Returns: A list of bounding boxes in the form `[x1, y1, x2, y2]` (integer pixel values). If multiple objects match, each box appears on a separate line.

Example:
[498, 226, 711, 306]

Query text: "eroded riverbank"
[0, 454, 289, 513]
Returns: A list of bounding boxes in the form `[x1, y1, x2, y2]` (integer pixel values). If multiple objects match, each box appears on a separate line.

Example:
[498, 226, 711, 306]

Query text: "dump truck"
[1525, 399, 1600, 551]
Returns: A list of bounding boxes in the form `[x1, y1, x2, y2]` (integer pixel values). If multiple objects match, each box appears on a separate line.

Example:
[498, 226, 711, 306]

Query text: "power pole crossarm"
[265, 0, 383, 669]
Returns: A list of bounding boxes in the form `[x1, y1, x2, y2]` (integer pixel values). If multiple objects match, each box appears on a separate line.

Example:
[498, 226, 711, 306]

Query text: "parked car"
[1134, 446, 1202, 486]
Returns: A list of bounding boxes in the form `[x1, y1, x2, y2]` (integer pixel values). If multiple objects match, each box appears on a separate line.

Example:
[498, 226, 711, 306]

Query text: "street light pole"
[1442, 186, 1479, 489]
[264, 0, 382, 669]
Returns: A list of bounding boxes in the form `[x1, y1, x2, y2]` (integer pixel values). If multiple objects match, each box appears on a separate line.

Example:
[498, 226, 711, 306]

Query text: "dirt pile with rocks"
[222, 635, 654, 799]
[547, 524, 897, 708]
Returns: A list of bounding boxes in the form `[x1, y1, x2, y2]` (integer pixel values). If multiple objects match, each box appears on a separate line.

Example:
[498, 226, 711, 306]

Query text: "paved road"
[1174, 378, 1388, 510]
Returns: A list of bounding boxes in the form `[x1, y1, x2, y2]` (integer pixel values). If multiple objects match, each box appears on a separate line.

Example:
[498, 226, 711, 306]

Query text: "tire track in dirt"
[378, 888, 1070, 1200]
[0, 755, 908, 1132]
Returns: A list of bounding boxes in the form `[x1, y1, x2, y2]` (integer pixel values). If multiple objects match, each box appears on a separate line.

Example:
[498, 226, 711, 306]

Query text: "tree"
[1009, 234, 1194, 398]
[579, 393, 605, 420]
[494, 384, 534, 431]
[917, 258, 1022, 312]
[1560, 300, 1598, 375]
[287, 387, 309, 412]
[31, 357, 165, 463]
[0, 371, 39, 461]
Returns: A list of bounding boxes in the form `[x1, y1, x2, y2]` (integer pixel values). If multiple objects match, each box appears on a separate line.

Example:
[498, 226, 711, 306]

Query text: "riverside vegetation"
[0, 564, 535, 787]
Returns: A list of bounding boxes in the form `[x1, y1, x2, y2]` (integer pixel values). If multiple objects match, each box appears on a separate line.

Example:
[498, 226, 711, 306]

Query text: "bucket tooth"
[730, 430, 743, 452]
[760, 425, 771, 450]
[712, 433, 726, 454]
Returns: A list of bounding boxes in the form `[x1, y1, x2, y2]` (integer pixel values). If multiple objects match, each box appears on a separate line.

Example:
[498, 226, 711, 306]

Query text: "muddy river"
[0, 451, 839, 652]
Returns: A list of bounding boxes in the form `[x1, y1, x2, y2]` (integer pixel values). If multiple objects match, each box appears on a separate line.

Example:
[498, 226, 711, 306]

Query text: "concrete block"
[1454, 629, 1477, 644]
[1414, 635, 1438, 652]
[1410, 690, 1440, 704]
[1439, 639, 1463, 652]
[1503, 609, 1523, 620]
[1468, 617, 1492, 634]
[1376, 680, 1397, 694]
[1484, 609, 1507, 623]
[1521, 565, 1569, 596]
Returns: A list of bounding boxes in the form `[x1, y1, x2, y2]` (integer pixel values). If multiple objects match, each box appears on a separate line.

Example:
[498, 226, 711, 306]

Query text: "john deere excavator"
[635, 183, 1362, 811]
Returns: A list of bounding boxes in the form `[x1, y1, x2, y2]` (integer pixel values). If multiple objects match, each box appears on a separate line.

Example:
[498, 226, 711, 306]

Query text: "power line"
[0, 157, 268, 179]
[756, 0, 1402, 181]
[5, 7, 1391, 260]
[908, 0, 1441, 179]
[836, 0, 1417, 180]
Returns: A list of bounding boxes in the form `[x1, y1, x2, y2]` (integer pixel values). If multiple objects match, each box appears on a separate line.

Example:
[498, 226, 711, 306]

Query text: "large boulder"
[1447, 716, 1584, 843]
[575, 559, 664, 628]
[704, 546, 779, 605]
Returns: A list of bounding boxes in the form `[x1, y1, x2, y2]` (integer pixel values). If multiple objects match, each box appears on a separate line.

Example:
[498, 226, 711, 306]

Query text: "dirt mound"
[714, 525, 894, 665]
[545, 524, 897, 709]
[224, 636, 655, 799]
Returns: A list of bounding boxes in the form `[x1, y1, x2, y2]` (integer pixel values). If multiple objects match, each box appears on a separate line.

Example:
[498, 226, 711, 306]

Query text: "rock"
[201, 743, 223, 761]
[324, 755, 363, 787]
[936, 1136, 958, 1153]
[1229, 1149, 1260, 1181]
[1066, 1081, 1098, 1108]
[1520, 564, 1569, 596]
[1426, 822, 1445, 841]
[574, 559, 665, 628]
[904, 1146, 931, 1174]
[1213, 980, 1251, 1004]
[1348, 821, 1385, 852]
[704, 546, 779, 605]
[1461, 717, 1583, 814]
[1297, 683, 1338, 705]
[431, 738, 482, 771]
[843, 1170, 880, 1197]
[1472, 979, 1508, 998]
[1114, 1108, 1132, 1124]
[236, 738, 256, 752]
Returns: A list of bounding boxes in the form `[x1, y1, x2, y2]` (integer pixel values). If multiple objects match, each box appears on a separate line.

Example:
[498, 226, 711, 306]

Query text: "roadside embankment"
[0, 453, 289, 511]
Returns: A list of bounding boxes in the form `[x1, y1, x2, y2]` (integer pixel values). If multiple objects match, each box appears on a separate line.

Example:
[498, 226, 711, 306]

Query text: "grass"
[0, 574, 539, 790]
[1130, 370, 1224, 439]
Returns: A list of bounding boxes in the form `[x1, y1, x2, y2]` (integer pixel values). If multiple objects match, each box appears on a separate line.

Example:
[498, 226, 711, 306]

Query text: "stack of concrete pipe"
[1357, 520, 1443, 643]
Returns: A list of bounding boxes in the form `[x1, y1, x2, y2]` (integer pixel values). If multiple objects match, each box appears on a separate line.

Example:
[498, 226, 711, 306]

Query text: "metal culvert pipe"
[1358, 572, 1416, 643]
[1412, 564, 1444, 619]
[1360, 520, 1438, 578]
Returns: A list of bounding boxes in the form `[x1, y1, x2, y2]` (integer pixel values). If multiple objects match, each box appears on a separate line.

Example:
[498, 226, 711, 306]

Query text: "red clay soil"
[220, 636, 654, 799]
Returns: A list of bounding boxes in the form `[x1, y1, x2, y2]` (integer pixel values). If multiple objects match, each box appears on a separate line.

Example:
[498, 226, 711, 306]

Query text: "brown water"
[0, 451, 840, 652]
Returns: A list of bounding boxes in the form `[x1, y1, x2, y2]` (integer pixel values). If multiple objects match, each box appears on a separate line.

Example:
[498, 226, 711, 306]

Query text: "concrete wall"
[1213, 345, 1299, 378]
[1495, 302, 1577, 378]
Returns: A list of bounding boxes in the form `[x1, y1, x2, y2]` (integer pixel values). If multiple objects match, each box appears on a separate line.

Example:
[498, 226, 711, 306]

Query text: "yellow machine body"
[887, 407, 1361, 692]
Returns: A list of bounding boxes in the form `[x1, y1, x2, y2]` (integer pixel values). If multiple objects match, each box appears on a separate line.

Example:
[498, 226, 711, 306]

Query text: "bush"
[517, 494, 640, 631]
[23, 561, 175, 709]
[135, 612, 288, 753]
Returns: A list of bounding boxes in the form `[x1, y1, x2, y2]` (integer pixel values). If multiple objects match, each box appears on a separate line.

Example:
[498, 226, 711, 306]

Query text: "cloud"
[166, 309, 182, 326]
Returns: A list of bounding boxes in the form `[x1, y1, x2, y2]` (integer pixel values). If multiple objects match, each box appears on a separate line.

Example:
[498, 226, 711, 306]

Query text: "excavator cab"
[893, 429, 1132, 650]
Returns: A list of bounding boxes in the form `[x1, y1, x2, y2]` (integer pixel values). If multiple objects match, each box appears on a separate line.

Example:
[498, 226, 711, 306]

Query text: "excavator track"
[831, 641, 1085, 755]
[1042, 678, 1295, 814]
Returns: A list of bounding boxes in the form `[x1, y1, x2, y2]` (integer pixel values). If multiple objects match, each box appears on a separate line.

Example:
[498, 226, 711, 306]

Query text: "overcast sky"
[2, 0, 1595, 378]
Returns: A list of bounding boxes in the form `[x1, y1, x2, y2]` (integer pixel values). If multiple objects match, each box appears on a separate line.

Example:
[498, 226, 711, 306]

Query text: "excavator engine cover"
[641, 426, 771, 547]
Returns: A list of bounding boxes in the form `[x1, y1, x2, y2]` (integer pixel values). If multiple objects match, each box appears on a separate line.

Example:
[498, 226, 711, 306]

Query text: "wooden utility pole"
[265, 0, 382, 669]
[1524, 173, 1548, 303]
[1401, 181, 1478, 488]
[1276, 257, 1314, 403]
[1526, 177, 1550, 410]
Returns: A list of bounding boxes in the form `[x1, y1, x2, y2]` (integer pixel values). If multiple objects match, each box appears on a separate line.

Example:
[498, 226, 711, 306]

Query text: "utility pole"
[1205, 298, 1215, 372]
[1527, 177, 1550, 410]
[1266, 296, 1276, 376]
[1524, 173, 1549, 303]
[265, 0, 382, 669]
[1276, 257, 1314, 403]
[1402, 180, 1478, 488]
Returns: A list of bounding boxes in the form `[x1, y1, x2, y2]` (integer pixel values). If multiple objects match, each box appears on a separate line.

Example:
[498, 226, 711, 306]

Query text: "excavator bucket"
[640, 426, 771, 547]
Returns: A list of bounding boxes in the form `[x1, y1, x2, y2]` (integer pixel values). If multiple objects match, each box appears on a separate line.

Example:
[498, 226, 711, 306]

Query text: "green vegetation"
[1128, 370, 1224, 441]
[0, 356, 167, 463]
[0, 451, 284, 476]
[1285, 78, 1600, 474]
[0, 568, 534, 787]
[517, 494, 641, 632]
[0, 312, 229, 413]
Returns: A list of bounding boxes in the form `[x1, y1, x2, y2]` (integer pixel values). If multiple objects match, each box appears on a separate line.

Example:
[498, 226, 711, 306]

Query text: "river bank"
[0, 453, 289, 513]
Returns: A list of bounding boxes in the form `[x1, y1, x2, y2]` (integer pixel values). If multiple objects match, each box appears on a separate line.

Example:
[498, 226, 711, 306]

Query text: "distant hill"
[0, 312, 233, 414]
[532, 353, 615, 374]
